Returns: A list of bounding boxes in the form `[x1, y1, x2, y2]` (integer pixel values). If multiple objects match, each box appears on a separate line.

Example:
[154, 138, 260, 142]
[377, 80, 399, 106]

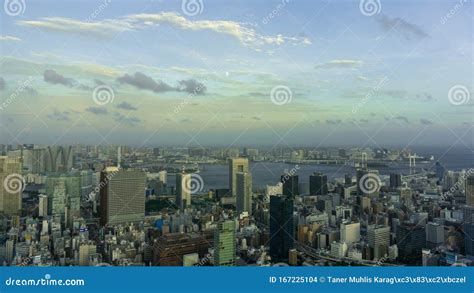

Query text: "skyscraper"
[368, 225, 390, 259]
[309, 172, 328, 195]
[236, 172, 252, 216]
[176, 172, 191, 209]
[45, 173, 82, 225]
[44, 146, 75, 172]
[389, 173, 402, 188]
[214, 220, 236, 266]
[228, 157, 249, 196]
[270, 195, 294, 261]
[281, 174, 299, 197]
[466, 175, 474, 206]
[99, 167, 146, 226]
[0, 156, 23, 216]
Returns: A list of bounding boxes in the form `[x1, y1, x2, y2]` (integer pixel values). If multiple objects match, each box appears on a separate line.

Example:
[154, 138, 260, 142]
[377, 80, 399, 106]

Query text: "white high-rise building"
[340, 221, 360, 244]
[38, 194, 48, 217]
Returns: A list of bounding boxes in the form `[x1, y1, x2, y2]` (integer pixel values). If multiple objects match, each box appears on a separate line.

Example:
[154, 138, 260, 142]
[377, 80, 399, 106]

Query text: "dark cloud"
[117, 72, 175, 93]
[116, 102, 137, 111]
[43, 69, 75, 87]
[113, 112, 141, 126]
[0, 77, 5, 90]
[94, 79, 105, 86]
[420, 118, 433, 125]
[376, 15, 429, 40]
[78, 84, 93, 91]
[326, 119, 342, 125]
[47, 109, 70, 121]
[394, 116, 409, 123]
[86, 106, 108, 115]
[359, 119, 369, 123]
[178, 79, 206, 95]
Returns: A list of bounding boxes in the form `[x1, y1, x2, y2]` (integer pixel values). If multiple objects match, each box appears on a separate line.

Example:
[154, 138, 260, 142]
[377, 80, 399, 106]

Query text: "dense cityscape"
[0, 144, 473, 267]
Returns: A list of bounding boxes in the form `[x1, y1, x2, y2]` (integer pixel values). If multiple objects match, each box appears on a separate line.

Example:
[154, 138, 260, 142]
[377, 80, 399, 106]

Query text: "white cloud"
[315, 59, 363, 69]
[0, 35, 22, 42]
[18, 17, 133, 37]
[18, 12, 310, 49]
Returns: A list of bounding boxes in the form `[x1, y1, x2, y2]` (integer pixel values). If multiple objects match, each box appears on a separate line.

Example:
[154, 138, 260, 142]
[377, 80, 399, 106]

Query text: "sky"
[0, 0, 472, 149]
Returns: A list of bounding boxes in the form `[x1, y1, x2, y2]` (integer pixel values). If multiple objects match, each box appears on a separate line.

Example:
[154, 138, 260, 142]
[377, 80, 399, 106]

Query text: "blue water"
[166, 146, 473, 190]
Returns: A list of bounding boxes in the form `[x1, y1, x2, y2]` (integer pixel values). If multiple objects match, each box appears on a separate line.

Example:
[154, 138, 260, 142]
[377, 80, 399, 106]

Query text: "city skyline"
[1, 0, 472, 147]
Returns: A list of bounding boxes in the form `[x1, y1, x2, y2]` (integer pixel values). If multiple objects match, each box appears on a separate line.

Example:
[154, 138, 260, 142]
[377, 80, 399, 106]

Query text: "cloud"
[177, 79, 206, 95]
[420, 118, 433, 125]
[315, 59, 363, 69]
[0, 35, 22, 42]
[376, 15, 429, 40]
[113, 112, 141, 126]
[128, 12, 311, 49]
[43, 69, 75, 87]
[0, 77, 5, 90]
[47, 109, 70, 121]
[18, 17, 133, 37]
[116, 102, 137, 111]
[86, 107, 108, 115]
[394, 116, 409, 123]
[19, 13, 310, 49]
[117, 72, 175, 92]
[326, 119, 342, 125]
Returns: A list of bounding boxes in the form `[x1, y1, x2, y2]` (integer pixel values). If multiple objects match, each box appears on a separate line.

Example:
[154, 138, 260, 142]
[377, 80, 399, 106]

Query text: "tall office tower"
[214, 220, 236, 266]
[236, 172, 252, 216]
[23, 148, 46, 174]
[0, 156, 22, 216]
[281, 174, 299, 197]
[462, 206, 474, 256]
[38, 194, 48, 217]
[80, 170, 94, 199]
[466, 175, 474, 205]
[340, 221, 360, 244]
[158, 170, 167, 185]
[78, 243, 96, 266]
[44, 146, 75, 172]
[45, 174, 82, 225]
[309, 172, 328, 195]
[51, 181, 67, 221]
[389, 173, 402, 188]
[434, 161, 445, 182]
[175, 172, 191, 210]
[344, 174, 352, 186]
[396, 223, 426, 262]
[425, 222, 444, 248]
[368, 225, 390, 259]
[269, 195, 294, 261]
[229, 157, 249, 196]
[99, 167, 146, 226]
